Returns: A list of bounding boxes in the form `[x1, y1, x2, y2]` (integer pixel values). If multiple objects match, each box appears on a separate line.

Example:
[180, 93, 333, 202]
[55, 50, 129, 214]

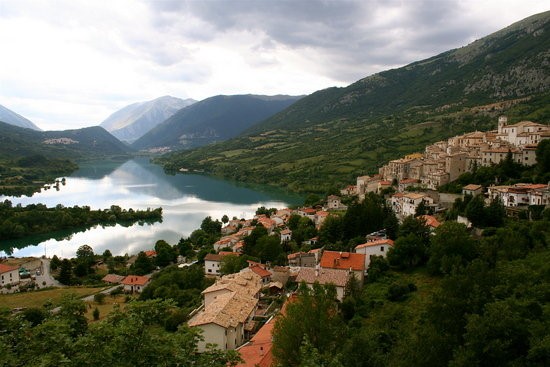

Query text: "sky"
[0, 0, 548, 131]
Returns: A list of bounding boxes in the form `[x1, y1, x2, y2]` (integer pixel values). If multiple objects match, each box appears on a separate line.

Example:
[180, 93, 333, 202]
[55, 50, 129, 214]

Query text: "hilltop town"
[1, 115, 549, 366]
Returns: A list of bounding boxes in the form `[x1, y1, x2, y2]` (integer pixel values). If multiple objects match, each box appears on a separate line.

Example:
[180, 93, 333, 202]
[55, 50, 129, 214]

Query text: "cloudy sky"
[0, 0, 548, 130]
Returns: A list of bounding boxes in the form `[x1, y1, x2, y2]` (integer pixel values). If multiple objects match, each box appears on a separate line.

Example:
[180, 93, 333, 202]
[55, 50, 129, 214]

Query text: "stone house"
[295, 267, 351, 301]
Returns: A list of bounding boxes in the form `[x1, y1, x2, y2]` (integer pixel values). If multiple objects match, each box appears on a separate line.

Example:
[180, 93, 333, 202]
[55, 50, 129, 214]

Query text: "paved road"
[35, 258, 63, 288]
[81, 285, 122, 302]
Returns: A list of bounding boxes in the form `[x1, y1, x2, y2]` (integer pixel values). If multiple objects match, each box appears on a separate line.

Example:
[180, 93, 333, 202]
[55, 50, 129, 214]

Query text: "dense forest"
[272, 215, 550, 367]
[0, 201, 162, 241]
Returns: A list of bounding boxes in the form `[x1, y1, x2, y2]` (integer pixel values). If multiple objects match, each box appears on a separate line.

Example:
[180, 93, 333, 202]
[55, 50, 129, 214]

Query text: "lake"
[0, 158, 303, 258]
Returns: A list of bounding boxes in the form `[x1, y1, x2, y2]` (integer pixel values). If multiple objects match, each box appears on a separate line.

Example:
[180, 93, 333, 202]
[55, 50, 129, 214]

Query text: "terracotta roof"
[249, 265, 272, 279]
[102, 274, 125, 284]
[204, 253, 222, 262]
[320, 251, 365, 271]
[418, 215, 441, 228]
[296, 267, 350, 287]
[0, 264, 18, 274]
[308, 248, 322, 254]
[188, 291, 257, 329]
[379, 180, 392, 185]
[121, 275, 150, 286]
[235, 316, 276, 367]
[202, 272, 262, 298]
[315, 211, 329, 217]
[301, 208, 317, 214]
[403, 192, 427, 200]
[463, 184, 482, 191]
[144, 250, 157, 257]
[219, 251, 241, 257]
[281, 228, 292, 235]
[355, 239, 394, 250]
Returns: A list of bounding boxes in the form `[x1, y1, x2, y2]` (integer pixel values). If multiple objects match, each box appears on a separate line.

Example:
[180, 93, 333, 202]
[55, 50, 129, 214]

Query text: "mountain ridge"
[132, 94, 302, 151]
[159, 11, 550, 193]
[0, 104, 42, 131]
[100, 96, 196, 142]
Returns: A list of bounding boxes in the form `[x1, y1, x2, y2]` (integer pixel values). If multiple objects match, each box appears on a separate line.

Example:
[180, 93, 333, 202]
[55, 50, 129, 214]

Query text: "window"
[381, 246, 385, 252]
[208, 269, 212, 273]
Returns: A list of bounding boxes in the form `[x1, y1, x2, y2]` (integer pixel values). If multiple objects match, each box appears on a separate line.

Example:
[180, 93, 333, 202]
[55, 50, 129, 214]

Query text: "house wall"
[205, 259, 221, 276]
[356, 245, 391, 268]
[196, 323, 227, 351]
[0, 269, 19, 286]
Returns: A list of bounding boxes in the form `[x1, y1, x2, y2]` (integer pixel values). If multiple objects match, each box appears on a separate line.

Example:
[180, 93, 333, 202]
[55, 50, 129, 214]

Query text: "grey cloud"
[146, 0, 490, 84]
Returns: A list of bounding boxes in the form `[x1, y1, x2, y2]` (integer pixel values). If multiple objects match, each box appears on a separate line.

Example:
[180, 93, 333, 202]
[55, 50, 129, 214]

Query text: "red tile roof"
[236, 316, 275, 367]
[204, 253, 223, 262]
[102, 274, 125, 284]
[144, 250, 157, 257]
[121, 275, 150, 286]
[320, 251, 365, 271]
[0, 264, 18, 274]
[248, 264, 272, 278]
[219, 251, 241, 257]
[355, 239, 394, 250]
[418, 215, 441, 228]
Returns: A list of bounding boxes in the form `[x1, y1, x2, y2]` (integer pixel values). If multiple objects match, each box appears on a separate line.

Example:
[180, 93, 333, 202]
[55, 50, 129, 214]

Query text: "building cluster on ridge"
[352, 117, 549, 196]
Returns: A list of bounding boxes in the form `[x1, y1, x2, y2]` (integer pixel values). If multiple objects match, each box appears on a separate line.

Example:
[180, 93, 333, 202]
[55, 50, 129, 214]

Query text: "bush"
[93, 307, 100, 321]
[386, 282, 412, 302]
[93, 293, 106, 304]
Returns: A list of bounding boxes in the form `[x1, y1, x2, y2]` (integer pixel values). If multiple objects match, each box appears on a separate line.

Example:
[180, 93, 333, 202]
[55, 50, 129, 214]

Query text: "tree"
[484, 197, 505, 227]
[388, 233, 427, 269]
[273, 283, 346, 367]
[221, 214, 229, 224]
[319, 215, 343, 245]
[220, 255, 246, 275]
[155, 240, 176, 267]
[102, 249, 113, 261]
[535, 139, 550, 178]
[243, 225, 268, 257]
[256, 235, 284, 263]
[427, 222, 477, 275]
[58, 258, 72, 285]
[465, 194, 486, 227]
[131, 251, 155, 275]
[76, 244, 95, 275]
[200, 216, 222, 235]
[50, 254, 61, 271]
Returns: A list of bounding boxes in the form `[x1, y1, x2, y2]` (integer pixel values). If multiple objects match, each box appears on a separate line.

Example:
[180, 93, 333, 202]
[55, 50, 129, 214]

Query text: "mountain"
[0, 121, 132, 159]
[0, 104, 41, 130]
[159, 11, 550, 193]
[132, 94, 302, 151]
[100, 96, 196, 142]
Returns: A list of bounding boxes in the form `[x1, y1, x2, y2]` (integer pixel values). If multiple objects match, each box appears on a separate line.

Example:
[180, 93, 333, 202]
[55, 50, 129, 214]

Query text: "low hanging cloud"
[0, 0, 547, 129]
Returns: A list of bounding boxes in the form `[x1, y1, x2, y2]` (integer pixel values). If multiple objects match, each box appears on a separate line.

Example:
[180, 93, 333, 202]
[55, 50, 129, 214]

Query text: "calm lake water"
[0, 158, 303, 258]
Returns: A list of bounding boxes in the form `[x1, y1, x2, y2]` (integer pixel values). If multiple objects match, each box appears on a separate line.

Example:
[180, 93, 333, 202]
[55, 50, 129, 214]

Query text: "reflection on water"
[0, 158, 303, 258]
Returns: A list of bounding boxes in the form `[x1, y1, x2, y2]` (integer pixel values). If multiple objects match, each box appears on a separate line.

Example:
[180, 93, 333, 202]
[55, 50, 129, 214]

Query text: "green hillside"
[159, 11, 550, 194]
[132, 94, 302, 151]
[0, 122, 133, 196]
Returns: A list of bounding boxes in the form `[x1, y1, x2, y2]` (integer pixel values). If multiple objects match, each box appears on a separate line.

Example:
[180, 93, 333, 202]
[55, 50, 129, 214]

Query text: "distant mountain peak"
[100, 96, 196, 142]
[0, 104, 42, 130]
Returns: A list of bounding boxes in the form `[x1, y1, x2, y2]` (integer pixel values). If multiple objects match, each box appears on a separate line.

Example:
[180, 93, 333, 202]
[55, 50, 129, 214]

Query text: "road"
[35, 258, 63, 288]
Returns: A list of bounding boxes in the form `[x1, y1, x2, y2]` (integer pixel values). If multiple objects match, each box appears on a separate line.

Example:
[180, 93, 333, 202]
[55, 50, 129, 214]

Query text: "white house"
[355, 239, 394, 268]
[189, 272, 261, 351]
[280, 228, 292, 243]
[121, 275, 150, 293]
[0, 264, 20, 288]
